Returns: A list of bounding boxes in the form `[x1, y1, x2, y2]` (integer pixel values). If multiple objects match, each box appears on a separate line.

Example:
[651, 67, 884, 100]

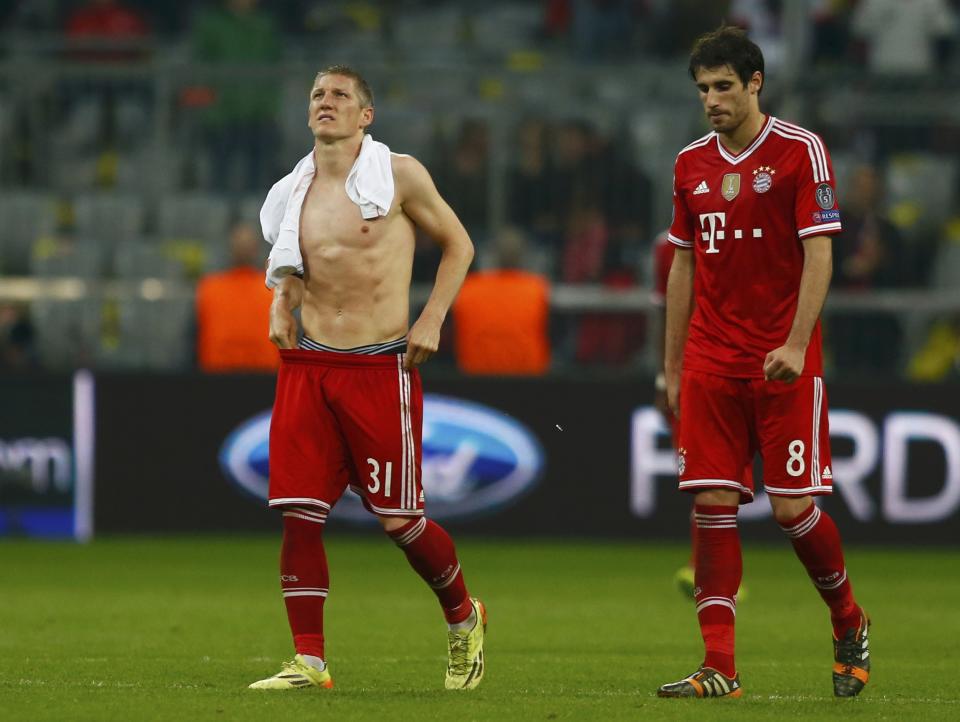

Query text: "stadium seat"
[0, 192, 59, 275]
[30, 238, 103, 278]
[157, 194, 231, 245]
[114, 240, 186, 279]
[73, 193, 146, 251]
[886, 154, 958, 230]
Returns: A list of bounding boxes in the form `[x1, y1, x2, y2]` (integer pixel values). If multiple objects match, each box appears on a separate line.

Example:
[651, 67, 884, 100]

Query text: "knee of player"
[769, 494, 813, 524]
[378, 514, 418, 533]
[694, 489, 740, 507]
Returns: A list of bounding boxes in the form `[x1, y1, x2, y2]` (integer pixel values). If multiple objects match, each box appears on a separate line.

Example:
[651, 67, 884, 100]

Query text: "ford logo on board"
[219, 394, 544, 522]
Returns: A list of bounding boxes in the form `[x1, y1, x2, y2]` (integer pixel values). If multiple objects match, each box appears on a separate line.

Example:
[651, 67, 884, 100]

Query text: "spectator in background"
[554, 119, 607, 282]
[453, 227, 550, 375]
[65, 0, 149, 58]
[195, 220, 278, 372]
[810, 0, 855, 67]
[553, 119, 650, 282]
[191, 0, 281, 192]
[852, 0, 957, 76]
[595, 129, 651, 276]
[544, 0, 641, 60]
[508, 117, 561, 257]
[730, 0, 784, 73]
[551, 119, 645, 365]
[58, 0, 152, 183]
[434, 119, 490, 240]
[645, 0, 731, 58]
[829, 163, 908, 375]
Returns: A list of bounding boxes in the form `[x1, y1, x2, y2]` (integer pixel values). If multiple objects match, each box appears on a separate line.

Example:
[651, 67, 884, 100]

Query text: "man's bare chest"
[298, 180, 391, 252]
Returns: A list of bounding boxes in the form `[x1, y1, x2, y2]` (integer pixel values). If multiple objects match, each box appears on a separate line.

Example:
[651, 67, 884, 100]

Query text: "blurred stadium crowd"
[0, 0, 959, 380]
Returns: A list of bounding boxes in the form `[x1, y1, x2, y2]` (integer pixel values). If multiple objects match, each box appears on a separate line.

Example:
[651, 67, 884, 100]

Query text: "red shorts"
[677, 369, 832, 503]
[268, 349, 424, 517]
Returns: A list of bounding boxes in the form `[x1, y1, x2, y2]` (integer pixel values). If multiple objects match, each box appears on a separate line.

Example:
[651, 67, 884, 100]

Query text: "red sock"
[280, 507, 329, 659]
[693, 504, 741, 678]
[688, 507, 697, 568]
[779, 503, 860, 638]
[388, 517, 472, 624]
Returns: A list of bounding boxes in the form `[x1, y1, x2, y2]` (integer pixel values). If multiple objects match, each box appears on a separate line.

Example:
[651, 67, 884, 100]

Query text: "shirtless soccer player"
[657, 28, 870, 699]
[248, 65, 485, 691]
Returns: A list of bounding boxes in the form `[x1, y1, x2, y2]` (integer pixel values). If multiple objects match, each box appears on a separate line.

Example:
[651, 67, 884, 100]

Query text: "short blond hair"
[314, 64, 374, 108]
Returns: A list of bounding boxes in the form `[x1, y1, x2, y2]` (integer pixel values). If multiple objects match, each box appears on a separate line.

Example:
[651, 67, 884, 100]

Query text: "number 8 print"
[786, 439, 805, 477]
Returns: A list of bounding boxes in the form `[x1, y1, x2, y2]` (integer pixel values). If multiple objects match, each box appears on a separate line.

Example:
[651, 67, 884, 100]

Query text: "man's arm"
[269, 275, 304, 349]
[664, 247, 695, 417]
[396, 155, 475, 369]
[763, 235, 833, 381]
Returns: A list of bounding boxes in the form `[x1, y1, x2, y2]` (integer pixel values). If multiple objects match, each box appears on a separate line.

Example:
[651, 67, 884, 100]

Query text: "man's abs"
[297, 176, 416, 348]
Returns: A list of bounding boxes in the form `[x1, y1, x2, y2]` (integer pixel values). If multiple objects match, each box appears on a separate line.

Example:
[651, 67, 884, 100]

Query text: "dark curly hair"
[689, 26, 764, 93]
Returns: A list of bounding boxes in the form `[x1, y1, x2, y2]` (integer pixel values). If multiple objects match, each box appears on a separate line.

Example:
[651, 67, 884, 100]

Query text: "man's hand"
[269, 302, 298, 349]
[763, 343, 806, 382]
[654, 373, 670, 417]
[404, 315, 442, 369]
[666, 369, 681, 418]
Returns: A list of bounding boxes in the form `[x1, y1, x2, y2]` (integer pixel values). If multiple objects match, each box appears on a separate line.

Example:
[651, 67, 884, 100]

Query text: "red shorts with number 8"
[268, 349, 425, 517]
[677, 369, 833, 504]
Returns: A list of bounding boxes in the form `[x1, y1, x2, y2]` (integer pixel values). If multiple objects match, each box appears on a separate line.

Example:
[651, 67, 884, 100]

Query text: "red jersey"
[668, 115, 842, 378]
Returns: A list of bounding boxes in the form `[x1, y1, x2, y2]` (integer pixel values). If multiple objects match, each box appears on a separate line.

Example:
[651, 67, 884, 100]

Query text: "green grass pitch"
[1, 535, 958, 721]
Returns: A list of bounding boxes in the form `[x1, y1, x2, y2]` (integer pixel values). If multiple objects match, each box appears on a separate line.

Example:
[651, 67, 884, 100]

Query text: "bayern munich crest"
[752, 165, 775, 193]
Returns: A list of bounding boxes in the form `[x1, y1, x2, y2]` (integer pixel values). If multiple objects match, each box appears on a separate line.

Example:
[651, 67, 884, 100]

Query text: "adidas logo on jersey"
[822, 465, 833, 479]
[693, 180, 710, 195]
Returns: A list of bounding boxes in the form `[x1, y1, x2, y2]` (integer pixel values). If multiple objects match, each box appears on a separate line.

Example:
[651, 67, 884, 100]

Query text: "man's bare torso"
[297, 158, 416, 348]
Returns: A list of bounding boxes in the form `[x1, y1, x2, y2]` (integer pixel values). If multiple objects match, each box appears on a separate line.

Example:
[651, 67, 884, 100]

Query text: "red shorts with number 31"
[268, 349, 425, 517]
[677, 369, 833, 504]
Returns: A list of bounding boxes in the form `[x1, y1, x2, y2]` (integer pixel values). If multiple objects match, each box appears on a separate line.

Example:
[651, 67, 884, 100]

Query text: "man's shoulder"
[768, 118, 829, 152]
[391, 153, 433, 200]
[676, 131, 716, 161]
[767, 118, 833, 180]
[391, 152, 423, 177]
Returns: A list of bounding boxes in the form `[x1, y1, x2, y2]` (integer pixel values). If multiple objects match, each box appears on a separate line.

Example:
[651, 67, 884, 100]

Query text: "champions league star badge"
[752, 165, 775, 193]
[721, 173, 741, 201]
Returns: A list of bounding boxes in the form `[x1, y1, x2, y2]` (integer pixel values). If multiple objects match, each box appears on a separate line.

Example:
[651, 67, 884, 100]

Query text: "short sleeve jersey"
[668, 115, 842, 378]
[650, 230, 675, 307]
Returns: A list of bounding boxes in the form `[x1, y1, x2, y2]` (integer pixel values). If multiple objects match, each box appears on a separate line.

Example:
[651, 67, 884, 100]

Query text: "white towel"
[261, 134, 395, 289]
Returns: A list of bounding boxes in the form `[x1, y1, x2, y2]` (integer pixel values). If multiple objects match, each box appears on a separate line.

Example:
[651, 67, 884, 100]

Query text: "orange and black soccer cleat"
[833, 612, 871, 697]
[657, 666, 742, 698]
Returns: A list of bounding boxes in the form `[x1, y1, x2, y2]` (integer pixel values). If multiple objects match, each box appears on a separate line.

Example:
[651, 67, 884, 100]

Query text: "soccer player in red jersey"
[652, 231, 753, 601]
[248, 66, 485, 691]
[656, 27, 870, 699]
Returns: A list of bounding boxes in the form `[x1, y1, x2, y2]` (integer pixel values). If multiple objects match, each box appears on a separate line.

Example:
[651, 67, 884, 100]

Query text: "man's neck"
[312, 133, 364, 178]
[718, 111, 766, 155]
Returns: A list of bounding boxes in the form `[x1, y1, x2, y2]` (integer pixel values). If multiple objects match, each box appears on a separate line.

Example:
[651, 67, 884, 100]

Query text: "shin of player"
[657, 27, 868, 700]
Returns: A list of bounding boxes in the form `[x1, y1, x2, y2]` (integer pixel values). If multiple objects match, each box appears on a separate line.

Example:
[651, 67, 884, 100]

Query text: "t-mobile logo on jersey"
[698, 212, 763, 254]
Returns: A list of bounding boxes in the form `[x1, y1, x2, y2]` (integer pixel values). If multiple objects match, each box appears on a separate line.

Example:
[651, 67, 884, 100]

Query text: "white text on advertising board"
[631, 408, 960, 524]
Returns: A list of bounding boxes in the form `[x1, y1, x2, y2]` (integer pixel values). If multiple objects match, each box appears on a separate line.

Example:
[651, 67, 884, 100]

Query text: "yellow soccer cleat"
[445, 598, 487, 690]
[248, 655, 334, 690]
[675, 565, 696, 599]
[675, 565, 748, 602]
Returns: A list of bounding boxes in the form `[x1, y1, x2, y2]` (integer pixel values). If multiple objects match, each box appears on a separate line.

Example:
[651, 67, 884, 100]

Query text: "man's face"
[693, 65, 760, 134]
[307, 74, 373, 141]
